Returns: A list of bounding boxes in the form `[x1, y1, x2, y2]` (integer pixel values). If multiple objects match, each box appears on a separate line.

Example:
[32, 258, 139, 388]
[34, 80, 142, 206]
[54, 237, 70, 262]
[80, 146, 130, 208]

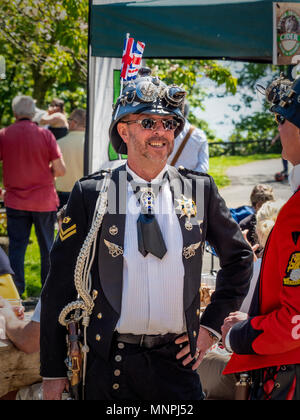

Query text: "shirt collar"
[126, 162, 169, 184]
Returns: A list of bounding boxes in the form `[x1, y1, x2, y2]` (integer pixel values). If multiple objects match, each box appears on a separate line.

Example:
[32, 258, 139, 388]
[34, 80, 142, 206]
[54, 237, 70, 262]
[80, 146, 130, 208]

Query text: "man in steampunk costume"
[40, 68, 253, 400]
[222, 75, 300, 400]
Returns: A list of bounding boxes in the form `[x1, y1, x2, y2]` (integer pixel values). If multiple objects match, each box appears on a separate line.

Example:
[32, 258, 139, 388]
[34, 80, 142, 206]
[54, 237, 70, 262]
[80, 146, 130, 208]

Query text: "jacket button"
[114, 369, 121, 376]
[193, 331, 197, 337]
[112, 383, 119, 390]
[118, 342, 125, 349]
[97, 313, 103, 319]
[96, 334, 101, 341]
[115, 355, 122, 362]
[196, 309, 200, 316]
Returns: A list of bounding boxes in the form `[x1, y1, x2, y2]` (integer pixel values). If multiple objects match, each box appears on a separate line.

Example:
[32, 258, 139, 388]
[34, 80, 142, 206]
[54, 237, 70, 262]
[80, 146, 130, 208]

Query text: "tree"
[228, 62, 284, 142]
[229, 111, 279, 142]
[0, 42, 33, 126]
[0, 0, 88, 126]
[147, 58, 237, 139]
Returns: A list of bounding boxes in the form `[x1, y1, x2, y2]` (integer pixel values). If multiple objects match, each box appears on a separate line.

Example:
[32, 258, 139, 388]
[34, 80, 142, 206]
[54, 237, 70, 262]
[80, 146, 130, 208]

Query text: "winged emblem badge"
[104, 239, 124, 258]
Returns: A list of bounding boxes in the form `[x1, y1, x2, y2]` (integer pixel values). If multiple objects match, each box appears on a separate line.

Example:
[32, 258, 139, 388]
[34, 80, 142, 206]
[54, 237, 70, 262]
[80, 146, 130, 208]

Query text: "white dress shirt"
[31, 299, 41, 323]
[116, 164, 186, 335]
[168, 120, 209, 173]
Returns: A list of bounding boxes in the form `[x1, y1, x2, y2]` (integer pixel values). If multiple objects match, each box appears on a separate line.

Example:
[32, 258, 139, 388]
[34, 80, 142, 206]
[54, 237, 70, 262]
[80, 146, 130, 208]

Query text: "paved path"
[219, 158, 292, 208]
[202, 158, 292, 274]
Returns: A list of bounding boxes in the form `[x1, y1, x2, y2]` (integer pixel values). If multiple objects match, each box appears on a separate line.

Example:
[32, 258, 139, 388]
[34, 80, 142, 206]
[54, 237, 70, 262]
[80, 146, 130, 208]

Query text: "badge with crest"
[175, 195, 197, 231]
[283, 252, 300, 287]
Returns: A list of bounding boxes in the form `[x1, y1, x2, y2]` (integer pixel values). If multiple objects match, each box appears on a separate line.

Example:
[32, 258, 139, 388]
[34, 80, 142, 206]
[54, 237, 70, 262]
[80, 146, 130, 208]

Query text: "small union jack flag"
[127, 40, 145, 80]
[120, 36, 145, 81]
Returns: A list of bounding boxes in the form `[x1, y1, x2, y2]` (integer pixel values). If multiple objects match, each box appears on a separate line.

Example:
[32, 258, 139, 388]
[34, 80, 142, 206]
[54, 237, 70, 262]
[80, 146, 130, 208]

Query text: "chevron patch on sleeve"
[59, 224, 77, 242]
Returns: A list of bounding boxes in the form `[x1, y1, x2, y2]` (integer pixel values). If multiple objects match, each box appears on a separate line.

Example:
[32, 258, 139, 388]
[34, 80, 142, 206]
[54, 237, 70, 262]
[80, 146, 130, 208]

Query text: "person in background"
[0, 246, 23, 325]
[222, 104, 300, 400]
[0, 296, 39, 354]
[0, 246, 19, 301]
[239, 199, 285, 314]
[168, 102, 209, 173]
[55, 109, 86, 209]
[40, 98, 69, 140]
[239, 184, 275, 249]
[0, 95, 66, 296]
[0, 296, 41, 400]
[0, 208, 69, 400]
[32, 105, 47, 126]
[198, 199, 284, 400]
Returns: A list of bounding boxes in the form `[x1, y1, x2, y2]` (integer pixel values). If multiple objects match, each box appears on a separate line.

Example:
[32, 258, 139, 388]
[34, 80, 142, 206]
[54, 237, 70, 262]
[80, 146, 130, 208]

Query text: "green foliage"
[0, 42, 33, 126]
[229, 63, 285, 142]
[146, 59, 287, 145]
[147, 58, 237, 140]
[229, 111, 279, 142]
[0, 213, 7, 236]
[0, 0, 88, 126]
[188, 114, 218, 141]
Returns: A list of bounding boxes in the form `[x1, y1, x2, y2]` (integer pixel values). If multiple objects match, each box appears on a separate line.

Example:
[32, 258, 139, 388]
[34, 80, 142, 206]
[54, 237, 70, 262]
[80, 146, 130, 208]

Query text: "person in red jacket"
[222, 76, 300, 400]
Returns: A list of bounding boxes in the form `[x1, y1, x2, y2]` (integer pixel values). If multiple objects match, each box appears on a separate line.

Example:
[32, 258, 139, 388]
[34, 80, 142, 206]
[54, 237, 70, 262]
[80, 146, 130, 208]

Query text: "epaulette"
[79, 168, 112, 182]
[177, 165, 210, 178]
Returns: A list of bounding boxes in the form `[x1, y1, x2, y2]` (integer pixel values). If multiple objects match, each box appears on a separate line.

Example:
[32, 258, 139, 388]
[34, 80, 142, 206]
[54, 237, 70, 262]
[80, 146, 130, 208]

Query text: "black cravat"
[127, 172, 167, 259]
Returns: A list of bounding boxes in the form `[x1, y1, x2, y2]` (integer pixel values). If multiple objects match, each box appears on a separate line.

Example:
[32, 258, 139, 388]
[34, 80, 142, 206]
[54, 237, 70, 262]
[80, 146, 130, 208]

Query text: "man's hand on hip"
[175, 327, 216, 371]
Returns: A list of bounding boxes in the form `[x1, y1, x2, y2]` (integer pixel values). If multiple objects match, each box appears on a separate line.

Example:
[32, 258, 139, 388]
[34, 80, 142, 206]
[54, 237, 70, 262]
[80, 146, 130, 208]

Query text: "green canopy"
[86, 0, 300, 174]
[90, 0, 300, 62]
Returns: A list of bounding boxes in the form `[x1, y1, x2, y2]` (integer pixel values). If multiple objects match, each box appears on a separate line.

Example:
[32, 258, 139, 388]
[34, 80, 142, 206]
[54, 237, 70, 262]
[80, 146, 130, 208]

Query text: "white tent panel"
[88, 56, 125, 173]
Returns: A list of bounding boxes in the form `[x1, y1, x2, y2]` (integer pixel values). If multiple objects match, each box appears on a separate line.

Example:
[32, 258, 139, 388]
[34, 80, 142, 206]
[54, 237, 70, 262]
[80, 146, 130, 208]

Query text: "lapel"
[167, 166, 205, 310]
[98, 164, 127, 315]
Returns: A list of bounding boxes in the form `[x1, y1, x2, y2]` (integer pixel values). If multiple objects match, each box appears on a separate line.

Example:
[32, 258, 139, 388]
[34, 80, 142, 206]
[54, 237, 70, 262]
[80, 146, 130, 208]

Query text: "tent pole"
[84, 0, 93, 176]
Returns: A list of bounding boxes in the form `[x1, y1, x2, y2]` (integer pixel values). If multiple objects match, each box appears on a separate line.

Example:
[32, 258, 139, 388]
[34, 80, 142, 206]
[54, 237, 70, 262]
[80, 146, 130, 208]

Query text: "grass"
[208, 154, 280, 188]
[22, 153, 281, 298]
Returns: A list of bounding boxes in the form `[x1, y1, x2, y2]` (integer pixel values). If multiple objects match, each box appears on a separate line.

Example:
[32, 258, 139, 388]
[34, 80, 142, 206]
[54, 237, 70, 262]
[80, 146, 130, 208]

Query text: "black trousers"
[84, 335, 204, 400]
[6, 207, 56, 295]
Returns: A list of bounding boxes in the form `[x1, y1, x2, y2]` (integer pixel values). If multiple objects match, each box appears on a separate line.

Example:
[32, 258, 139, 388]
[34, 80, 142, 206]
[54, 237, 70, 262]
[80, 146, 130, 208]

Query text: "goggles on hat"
[258, 74, 300, 129]
[120, 117, 180, 131]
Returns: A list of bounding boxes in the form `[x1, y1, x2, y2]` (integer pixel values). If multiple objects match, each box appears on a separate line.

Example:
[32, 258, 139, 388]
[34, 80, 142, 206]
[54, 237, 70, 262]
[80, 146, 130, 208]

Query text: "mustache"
[146, 135, 170, 143]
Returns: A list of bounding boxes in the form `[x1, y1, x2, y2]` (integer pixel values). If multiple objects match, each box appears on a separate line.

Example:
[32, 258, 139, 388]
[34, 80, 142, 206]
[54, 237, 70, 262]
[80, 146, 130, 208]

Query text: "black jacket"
[40, 165, 253, 378]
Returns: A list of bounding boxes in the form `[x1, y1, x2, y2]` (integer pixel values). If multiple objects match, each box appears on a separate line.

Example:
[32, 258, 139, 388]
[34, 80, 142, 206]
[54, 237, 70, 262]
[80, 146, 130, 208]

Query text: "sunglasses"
[120, 118, 180, 131]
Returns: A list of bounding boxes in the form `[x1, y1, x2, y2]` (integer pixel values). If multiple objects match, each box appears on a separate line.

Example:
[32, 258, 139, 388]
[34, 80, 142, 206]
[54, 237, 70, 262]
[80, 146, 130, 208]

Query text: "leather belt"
[115, 332, 179, 349]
